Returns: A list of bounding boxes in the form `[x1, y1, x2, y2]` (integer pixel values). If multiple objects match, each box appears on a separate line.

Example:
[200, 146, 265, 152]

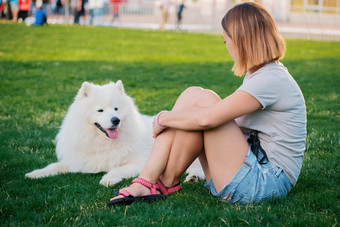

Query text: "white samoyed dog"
[25, 81, 204, 186]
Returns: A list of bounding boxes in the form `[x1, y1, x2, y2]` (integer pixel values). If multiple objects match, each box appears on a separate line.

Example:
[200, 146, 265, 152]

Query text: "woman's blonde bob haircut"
[222, 2, 286, 76]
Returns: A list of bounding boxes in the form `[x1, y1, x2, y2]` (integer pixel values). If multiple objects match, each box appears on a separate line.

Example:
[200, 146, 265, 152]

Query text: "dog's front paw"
[185, 167, 205, 183]
[185, 175, 200, 183]
[100, 174, 122, 187]
[25, 170, 45, 179]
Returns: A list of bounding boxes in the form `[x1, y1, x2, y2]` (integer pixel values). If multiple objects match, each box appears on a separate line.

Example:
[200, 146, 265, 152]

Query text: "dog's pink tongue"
[106, 129, 118, 139]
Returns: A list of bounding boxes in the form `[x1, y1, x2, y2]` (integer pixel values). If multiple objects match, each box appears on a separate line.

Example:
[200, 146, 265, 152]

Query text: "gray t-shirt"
[235, 62, 306, 185]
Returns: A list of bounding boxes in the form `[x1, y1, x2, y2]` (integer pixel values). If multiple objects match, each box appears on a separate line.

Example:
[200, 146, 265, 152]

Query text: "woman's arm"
[157, 90, 262, 132]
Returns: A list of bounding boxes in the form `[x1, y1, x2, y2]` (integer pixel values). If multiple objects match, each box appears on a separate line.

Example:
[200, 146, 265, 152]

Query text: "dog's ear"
[115, 80, 125, 94]
[78, 81, 91, 98]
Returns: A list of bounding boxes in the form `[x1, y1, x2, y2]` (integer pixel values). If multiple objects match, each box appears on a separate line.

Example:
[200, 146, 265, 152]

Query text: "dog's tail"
[25, 162, 69, 179]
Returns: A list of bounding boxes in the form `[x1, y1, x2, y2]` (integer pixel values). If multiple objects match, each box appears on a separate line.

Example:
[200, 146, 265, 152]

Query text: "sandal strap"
[131, 177, 159, 195]
[158, 179, 181, 195]
[118, 190, 130, 197]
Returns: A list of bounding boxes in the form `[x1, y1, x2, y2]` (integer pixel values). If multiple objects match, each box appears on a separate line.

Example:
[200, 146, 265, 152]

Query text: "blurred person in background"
[88, 0, 105, 25]
[0, 0, 2, 15]
[9, 0, 19, 21]
[0, 0, 11, 19]
[176, 0, 185, 30]
[18, 0, 30, 22]
[42, 0, 50, 15]
[71, 0, 85, 24]
[111, 0, 121, 22]
[33, 0, 46, 25]
[159, 0, 172, 31]
[51, 0, 63, 21]
[29, 0, 36, 16]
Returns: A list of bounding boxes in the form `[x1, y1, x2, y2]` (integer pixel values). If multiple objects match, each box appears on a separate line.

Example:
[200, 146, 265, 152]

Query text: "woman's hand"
[152, 111, 168, 138]
[152, 120, 165, 138]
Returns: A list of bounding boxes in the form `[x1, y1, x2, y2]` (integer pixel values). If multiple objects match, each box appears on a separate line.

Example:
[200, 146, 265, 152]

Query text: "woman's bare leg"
[203, 120, 248, 191]
[161, 88, 248, 192]
[157, 129, 203, 187]
[140, 87, 205, 185]
[110, 87, 205, 200]
[110, 87, 249, 200]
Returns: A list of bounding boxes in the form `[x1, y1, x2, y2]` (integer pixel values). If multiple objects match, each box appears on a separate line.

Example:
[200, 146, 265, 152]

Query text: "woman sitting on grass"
[107, 2, 306, 205]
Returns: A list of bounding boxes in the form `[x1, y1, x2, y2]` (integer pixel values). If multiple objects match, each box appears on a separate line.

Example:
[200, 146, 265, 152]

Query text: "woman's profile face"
[222, 30, 235, 61]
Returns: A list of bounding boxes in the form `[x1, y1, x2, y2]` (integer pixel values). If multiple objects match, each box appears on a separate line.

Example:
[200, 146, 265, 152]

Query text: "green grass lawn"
[0, 22, 339, 226]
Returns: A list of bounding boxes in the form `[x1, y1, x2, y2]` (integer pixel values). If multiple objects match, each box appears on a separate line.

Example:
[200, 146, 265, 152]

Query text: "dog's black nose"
[111, 117, 120, 126]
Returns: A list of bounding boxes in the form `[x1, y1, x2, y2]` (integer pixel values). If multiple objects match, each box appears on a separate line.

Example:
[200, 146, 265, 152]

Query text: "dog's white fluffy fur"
[25, 81, 203, 186]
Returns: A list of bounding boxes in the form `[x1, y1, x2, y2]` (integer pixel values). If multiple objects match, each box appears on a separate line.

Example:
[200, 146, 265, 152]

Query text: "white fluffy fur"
[25, 81, 203, 186]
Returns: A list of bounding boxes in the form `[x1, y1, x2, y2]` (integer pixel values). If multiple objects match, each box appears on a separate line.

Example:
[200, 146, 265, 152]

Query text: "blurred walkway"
[46, 5, 340, 42]
[277, 22, 340, 41]
[48, 15, 340, 42]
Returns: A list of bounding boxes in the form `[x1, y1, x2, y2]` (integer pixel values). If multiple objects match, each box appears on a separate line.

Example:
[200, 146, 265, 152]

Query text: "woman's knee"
[181, 86, 205, 98]
[174, 87, 221, 109]
[194, 89, 221, 107]
[173, 86, 204, 109]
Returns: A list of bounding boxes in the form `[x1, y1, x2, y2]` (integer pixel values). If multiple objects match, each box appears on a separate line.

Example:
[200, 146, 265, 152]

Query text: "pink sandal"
[106, 178, 165, 206]
[157, 179, 182, 195]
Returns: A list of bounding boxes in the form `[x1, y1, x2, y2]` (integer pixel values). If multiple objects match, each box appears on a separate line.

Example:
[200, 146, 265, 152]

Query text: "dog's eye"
[97, 109, 104, 112]
[114, 107, 118, 111]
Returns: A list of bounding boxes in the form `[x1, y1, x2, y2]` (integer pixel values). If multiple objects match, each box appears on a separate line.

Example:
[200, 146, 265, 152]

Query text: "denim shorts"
[204, 148, 292, 204]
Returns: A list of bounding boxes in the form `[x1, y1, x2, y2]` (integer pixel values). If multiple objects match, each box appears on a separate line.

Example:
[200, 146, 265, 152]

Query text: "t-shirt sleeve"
[237, 72, 281, 109]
